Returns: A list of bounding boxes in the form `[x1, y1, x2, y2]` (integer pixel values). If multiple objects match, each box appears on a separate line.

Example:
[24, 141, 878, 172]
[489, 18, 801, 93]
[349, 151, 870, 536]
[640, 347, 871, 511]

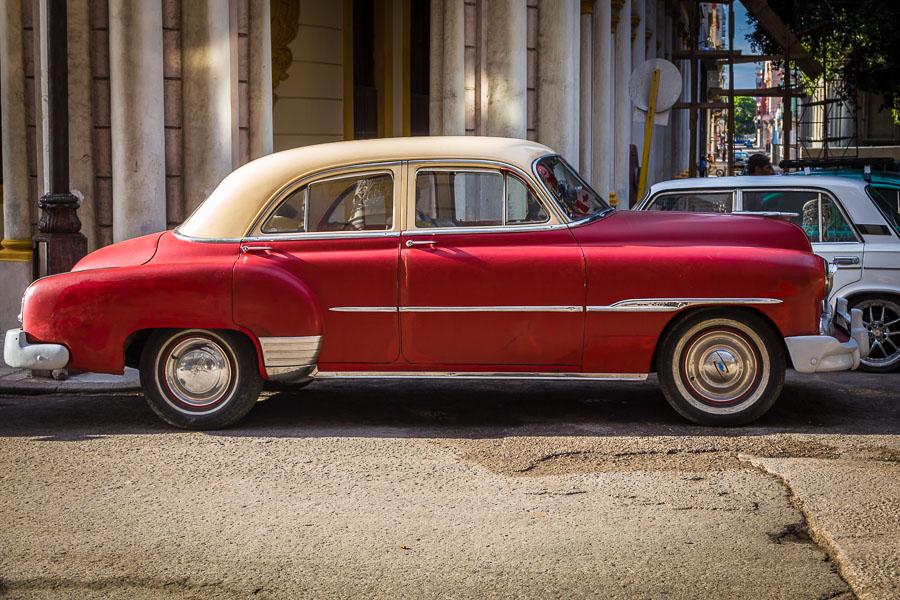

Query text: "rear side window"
[262, 173, 394, 234]
[646, 191, 733, 213]
[868, 185, 900, 236]
[742, 190, 855, 243]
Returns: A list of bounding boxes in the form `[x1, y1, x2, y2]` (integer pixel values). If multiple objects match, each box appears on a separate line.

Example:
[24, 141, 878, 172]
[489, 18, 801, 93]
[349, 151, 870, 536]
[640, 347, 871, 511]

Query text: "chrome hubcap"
[164, 337, 232, 408]
[684, 330, 758, 404]
[857, 299, 900, 368]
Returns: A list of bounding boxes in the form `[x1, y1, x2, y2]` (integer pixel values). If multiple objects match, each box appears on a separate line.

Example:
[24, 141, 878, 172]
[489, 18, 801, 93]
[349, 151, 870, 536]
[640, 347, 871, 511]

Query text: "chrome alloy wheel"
[679, 328, 763, 408]
[856, 298, 900, 370]
[162, 336, 234, 411]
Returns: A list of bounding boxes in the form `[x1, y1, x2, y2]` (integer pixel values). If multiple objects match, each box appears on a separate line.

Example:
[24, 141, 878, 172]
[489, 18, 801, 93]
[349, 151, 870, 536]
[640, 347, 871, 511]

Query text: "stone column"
[182, 0, 233, 213]
[537, 0, 577, 159]
[653, 0, 665, 182]
[429, 0, 444, 135]
[630, 0, 644, 159]
[109, 0, 166, 242]
[579, 1, 592, 179]
[486, 0, 527, 138]
[0, 0, 32, 257]
[591, 0, 612, 199]
[249, 0, 273, 160]
[68, 0, 97, 252]
[442, 0, 465, 135]
[613, 0, 631, 207]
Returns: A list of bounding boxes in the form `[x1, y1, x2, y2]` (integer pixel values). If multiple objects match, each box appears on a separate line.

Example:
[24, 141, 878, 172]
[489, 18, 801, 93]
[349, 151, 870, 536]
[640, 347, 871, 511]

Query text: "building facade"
[0, 0, 700, 327]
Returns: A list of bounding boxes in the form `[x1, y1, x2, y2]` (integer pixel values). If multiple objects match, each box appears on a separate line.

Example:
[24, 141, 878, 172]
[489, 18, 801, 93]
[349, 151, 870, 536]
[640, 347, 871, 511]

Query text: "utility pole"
[32, 0, 87, 278]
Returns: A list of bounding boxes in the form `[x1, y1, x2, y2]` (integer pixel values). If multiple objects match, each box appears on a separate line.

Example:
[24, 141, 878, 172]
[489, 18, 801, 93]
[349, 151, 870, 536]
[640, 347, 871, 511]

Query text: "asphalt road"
[1, 371, 898, 599]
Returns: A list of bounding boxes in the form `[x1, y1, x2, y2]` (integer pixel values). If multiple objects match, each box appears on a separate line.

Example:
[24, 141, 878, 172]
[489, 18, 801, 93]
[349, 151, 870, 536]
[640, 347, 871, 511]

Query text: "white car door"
[740, 188, 863, 298]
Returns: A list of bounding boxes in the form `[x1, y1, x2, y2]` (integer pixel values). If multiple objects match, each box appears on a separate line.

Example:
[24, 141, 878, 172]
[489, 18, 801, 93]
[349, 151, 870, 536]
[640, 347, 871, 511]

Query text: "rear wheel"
[657, 311, 785, 426]
[139, 329, 263, 430]
[852, 296, 900, 373]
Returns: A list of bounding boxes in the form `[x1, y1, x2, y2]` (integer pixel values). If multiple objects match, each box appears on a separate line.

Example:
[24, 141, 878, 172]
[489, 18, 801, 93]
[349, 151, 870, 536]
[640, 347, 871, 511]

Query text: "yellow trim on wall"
[0, 239, 33, 262]
[342, 0, 354, 140]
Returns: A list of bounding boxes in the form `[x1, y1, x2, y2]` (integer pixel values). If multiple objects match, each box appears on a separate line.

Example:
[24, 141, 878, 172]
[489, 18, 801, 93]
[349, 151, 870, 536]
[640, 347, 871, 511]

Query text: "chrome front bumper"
[3, 328, 70, 370]
[785, 298, 868, 374]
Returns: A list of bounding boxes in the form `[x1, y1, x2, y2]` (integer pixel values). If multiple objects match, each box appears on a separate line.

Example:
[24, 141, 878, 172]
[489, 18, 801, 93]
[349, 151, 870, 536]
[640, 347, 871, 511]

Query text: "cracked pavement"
[0, 370, 898, 599]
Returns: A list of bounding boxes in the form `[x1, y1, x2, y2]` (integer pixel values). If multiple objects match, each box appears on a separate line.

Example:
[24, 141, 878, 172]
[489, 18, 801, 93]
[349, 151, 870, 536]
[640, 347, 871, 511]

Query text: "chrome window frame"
[244, 161, 403, 241]
[736, 186, 862, 244]
[405, 159, 564, 234]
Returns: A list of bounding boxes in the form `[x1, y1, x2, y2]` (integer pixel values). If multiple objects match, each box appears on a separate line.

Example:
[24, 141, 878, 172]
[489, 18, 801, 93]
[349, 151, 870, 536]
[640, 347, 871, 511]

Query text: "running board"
[311, 370, 648, 381]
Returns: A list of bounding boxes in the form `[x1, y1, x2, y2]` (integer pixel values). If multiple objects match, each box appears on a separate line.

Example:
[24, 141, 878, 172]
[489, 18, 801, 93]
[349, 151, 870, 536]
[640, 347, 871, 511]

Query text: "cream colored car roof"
[177, 136, 556, 240]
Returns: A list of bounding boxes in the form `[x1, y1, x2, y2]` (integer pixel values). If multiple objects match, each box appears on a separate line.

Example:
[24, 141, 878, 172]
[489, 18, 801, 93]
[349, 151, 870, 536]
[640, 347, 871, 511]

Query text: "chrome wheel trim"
[158, 334, 236, 415]
[856, 298, 900, 368]
[671, 320, 770, 415]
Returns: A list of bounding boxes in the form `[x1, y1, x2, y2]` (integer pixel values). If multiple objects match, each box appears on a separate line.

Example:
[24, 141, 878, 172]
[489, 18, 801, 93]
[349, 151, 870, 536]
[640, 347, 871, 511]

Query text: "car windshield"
[534, 155, 611, 220]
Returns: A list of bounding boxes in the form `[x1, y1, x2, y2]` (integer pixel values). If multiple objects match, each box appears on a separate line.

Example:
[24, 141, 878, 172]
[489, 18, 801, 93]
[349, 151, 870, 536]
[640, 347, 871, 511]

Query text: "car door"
[740, 188, 864, 296]
[235, 164, 402, 364]
[399, 162, 585, 367]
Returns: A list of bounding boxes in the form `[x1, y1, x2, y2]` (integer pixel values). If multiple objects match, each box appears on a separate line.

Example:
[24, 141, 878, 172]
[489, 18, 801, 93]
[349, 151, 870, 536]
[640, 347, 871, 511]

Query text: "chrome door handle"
[405, 240, 437, 248]
[833, 256, 860, 266]
[241, 245, 274, 252]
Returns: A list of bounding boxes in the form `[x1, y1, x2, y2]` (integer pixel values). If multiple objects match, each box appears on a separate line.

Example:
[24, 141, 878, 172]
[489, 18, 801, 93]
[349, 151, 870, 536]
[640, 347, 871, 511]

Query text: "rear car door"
[740, 188, 863, 295]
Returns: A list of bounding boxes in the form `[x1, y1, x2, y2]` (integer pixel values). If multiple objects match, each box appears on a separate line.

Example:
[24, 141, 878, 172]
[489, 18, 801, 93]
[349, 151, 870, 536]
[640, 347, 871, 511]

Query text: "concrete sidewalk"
[0, 365, 141, 394]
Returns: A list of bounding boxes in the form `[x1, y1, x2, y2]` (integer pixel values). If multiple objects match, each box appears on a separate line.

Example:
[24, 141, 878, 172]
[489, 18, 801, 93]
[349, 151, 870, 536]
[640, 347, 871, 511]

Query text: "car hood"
[71, 231, 165, 271]
[572, 210, 813, 253]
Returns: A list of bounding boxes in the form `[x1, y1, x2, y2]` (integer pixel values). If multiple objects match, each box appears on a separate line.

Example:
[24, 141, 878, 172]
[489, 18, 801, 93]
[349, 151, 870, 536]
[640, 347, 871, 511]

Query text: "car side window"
[262, 173, 393, 234]
[646, 192, 733, 213]
[415, 170, 549, 228]
[869, 186, 900, 236]
[741, 190, 855, 243]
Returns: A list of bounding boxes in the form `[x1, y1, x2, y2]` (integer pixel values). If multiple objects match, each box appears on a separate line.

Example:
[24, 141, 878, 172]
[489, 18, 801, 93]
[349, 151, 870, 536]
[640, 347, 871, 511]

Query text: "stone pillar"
[591, 0, 612, 199]
[182, 0, 233, 213]
[0, 0, 32, 258]
[109, 0, 166, 242]
[68, 0, 97, 252]
[537, 0, 577, 160]
[249, 0, 273, 160]
[579, 1, 592, 180]
[429, 0, 444, 135]
[570, 0, 580, 167]
[486, 0, 527, 138]
[613, 0, 631, 207]
[630, 0, 644, 159]
[653, 0, 665, 181]
[442, 0, 465, 135]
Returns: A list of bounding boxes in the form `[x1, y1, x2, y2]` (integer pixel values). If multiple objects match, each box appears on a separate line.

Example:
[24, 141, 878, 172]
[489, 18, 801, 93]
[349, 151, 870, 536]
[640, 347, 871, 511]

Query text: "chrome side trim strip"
[312, 370, 648, 381]
[259, 335, 322, 367]
[329, 306, 398, 313]
[399, 305, 582, 313]
[403, 222, 571, 235]
[587, 298, 783, 312]
[243, 231, 401, 242]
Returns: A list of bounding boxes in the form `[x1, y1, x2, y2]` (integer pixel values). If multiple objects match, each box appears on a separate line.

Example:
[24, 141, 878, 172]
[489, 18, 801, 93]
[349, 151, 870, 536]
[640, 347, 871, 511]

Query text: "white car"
[637, 175, 900, 372]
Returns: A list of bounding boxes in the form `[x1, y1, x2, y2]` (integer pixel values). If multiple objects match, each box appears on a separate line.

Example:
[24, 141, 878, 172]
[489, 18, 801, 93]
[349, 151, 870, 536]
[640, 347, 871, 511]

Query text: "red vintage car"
[5, 137, 867, 429]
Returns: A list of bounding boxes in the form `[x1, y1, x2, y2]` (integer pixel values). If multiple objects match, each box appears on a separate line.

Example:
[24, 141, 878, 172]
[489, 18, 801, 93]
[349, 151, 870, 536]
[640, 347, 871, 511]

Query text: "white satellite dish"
[629, 58, 682, 125]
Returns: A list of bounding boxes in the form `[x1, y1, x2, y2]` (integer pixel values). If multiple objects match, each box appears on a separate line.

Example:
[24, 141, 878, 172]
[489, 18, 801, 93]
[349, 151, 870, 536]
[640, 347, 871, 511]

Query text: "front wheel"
[852, 296, 900, 372]
[657, 311, 785, 426]
[139, 329, 264, 430]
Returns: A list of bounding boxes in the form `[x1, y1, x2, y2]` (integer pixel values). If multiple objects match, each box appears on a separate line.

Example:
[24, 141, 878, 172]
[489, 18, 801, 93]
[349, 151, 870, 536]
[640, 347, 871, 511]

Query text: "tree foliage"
[734, 96, 757, 136]
[745, 0, 900, 122]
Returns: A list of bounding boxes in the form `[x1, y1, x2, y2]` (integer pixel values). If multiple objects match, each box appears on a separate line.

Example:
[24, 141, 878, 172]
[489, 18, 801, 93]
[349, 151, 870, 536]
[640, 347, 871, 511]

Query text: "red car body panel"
[399, 228, 584, 366]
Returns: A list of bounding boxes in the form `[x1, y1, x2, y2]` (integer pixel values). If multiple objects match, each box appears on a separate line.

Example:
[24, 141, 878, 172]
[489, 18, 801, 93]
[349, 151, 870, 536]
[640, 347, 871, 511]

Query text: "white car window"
[647, 192, 733, 213]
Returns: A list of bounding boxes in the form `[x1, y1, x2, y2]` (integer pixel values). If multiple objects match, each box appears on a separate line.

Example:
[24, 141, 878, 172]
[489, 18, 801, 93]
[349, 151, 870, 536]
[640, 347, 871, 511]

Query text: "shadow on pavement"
[0, 371, 897, 442]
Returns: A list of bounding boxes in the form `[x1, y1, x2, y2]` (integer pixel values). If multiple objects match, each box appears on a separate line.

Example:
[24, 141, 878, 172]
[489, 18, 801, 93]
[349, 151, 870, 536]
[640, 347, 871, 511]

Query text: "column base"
[0, 239, 33, 262]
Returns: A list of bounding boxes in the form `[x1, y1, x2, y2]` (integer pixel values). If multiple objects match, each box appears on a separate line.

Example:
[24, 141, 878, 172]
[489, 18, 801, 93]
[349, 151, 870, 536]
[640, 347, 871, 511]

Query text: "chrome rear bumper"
[785, 298, 867, 373]
[3, 328, 70, 370]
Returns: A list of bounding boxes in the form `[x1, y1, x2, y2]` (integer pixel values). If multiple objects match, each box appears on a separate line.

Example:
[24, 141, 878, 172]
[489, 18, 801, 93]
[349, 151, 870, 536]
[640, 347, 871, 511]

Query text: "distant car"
[5, 138, 864, 430]
[745, 140, 755, 148]
[638, 175, 899, 372]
